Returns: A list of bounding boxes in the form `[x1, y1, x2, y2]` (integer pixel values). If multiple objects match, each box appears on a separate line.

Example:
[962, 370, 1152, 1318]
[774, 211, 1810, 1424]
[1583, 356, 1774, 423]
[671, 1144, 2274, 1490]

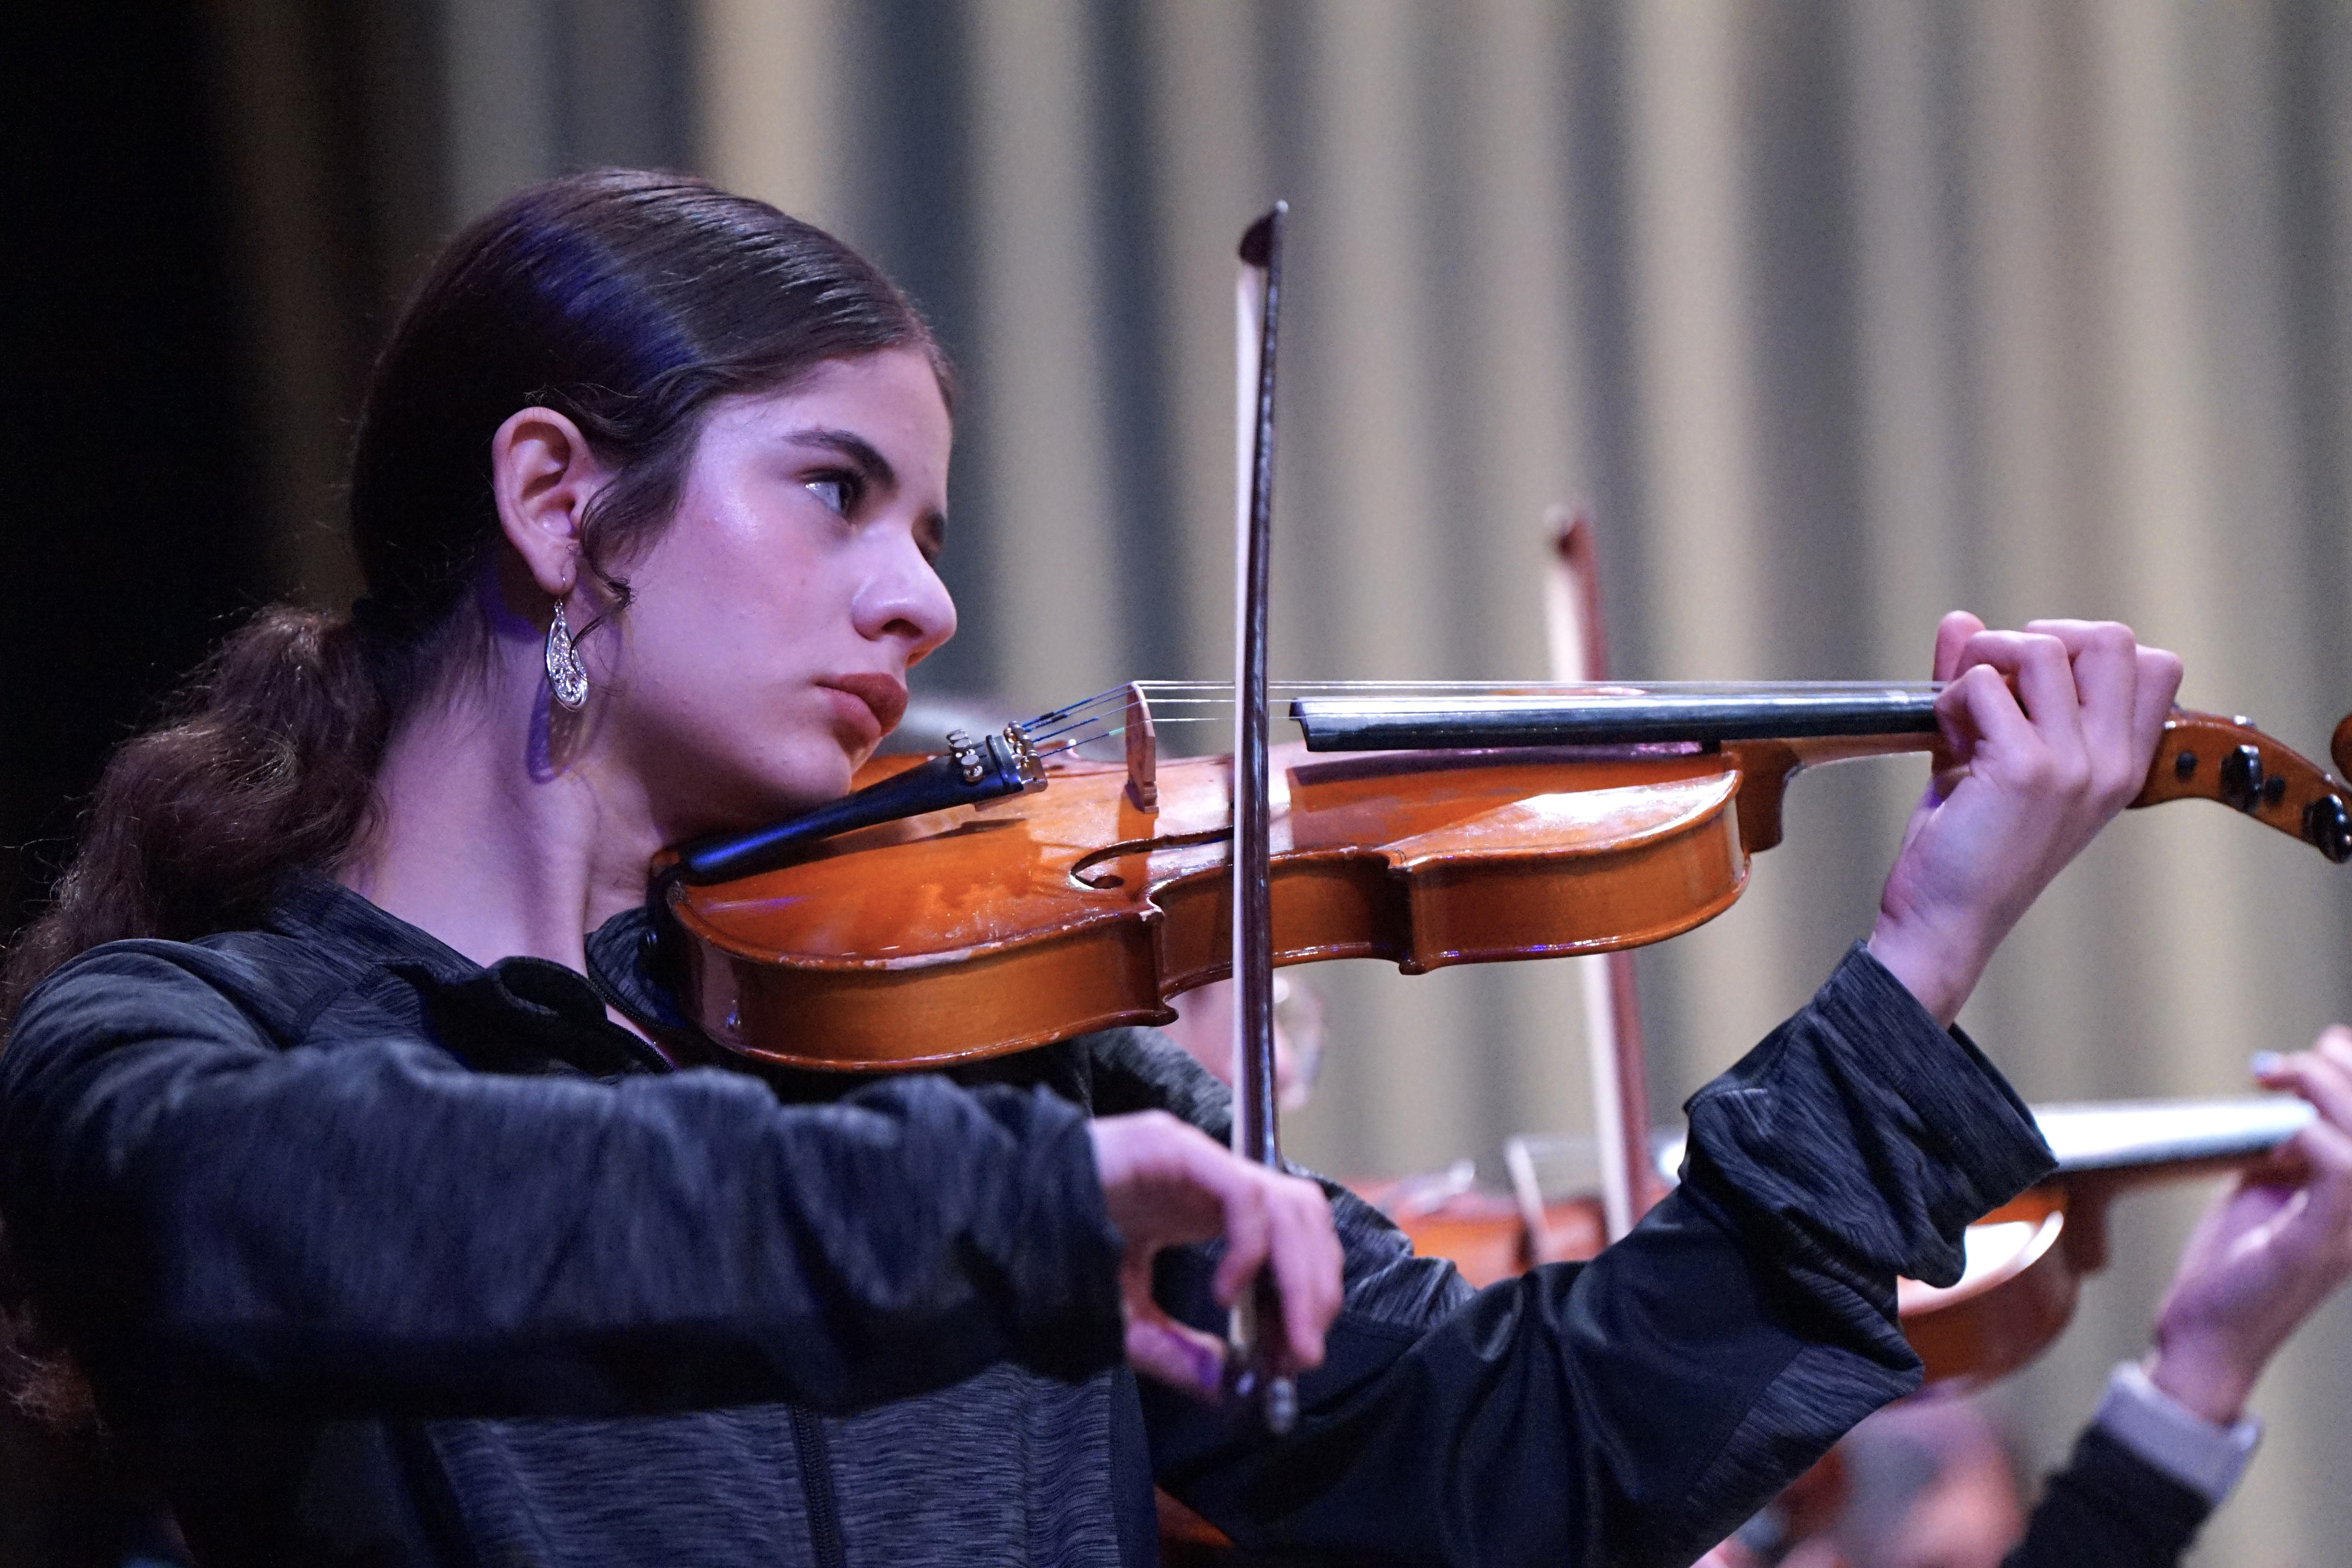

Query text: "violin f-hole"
[1070, 826, 1231, 889]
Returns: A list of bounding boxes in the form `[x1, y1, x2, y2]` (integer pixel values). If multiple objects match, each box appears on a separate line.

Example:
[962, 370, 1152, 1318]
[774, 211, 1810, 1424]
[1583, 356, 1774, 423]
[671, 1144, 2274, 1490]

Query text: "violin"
[1153, 1100, 2312, 1568]
[1363, 1096, 2313, 1389]
[659, 691, 2352, 1073]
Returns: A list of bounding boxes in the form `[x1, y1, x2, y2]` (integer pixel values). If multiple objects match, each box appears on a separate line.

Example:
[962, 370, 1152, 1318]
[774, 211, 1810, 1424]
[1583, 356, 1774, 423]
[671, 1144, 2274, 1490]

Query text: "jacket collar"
[265, 870, 681, 1078]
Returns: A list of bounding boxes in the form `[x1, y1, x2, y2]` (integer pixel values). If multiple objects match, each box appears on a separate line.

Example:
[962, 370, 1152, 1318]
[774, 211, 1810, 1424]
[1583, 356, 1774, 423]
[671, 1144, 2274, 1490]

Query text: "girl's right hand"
[1087, 1111, 1343, 1401]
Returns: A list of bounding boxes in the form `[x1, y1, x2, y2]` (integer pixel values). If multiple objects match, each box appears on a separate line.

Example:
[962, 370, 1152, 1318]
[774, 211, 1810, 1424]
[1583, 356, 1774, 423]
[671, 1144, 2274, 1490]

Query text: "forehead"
[698, 349, 952, 478]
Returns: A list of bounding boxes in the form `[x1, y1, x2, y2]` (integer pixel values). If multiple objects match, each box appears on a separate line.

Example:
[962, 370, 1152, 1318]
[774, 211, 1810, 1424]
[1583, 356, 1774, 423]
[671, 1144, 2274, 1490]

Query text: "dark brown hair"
[4, 169, 944, 1020]
[0, 170, 944, 1426]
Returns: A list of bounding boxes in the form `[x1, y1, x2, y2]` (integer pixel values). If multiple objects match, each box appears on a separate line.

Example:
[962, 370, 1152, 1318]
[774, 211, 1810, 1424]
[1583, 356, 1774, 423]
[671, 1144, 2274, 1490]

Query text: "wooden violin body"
[668, 707, 2349, 1073]
[674, 745, 1751, 1070]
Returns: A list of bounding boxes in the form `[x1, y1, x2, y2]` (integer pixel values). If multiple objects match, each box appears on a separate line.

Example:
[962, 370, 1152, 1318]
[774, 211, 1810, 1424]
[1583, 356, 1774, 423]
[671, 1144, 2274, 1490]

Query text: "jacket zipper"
[789, 1407, 849, 1568]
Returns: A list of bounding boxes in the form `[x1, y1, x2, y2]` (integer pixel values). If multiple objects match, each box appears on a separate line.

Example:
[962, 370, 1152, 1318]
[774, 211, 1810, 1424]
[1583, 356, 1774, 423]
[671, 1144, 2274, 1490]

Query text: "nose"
[852, 535, 957, 663]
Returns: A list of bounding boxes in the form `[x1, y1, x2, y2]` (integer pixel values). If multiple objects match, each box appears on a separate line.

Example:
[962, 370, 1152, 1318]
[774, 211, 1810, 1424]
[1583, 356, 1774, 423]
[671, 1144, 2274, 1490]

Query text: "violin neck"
[1290, 686, 1940, 752]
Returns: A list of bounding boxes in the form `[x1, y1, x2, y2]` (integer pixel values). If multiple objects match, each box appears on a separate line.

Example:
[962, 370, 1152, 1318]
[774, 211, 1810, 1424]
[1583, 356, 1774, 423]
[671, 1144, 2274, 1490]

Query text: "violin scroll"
[2130, 710, 2352, 863]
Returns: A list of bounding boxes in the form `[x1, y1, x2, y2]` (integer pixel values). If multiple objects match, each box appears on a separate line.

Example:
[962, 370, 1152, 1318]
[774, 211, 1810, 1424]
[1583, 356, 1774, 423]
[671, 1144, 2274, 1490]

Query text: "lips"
[820, 673, 908, 740]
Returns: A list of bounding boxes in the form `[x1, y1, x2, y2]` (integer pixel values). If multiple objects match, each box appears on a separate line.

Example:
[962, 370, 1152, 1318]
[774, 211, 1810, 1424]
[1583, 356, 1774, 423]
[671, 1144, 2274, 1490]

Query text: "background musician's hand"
[1087, 1110, 1343, 1401]
[1868, 612, 2182, 1026]
[2145, 1027, 2352, 1424]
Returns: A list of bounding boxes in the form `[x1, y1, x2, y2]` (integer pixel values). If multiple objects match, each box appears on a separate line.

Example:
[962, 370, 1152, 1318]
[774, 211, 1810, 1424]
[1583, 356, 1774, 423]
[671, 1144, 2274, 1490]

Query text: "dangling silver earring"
[544, 601, 590, 710]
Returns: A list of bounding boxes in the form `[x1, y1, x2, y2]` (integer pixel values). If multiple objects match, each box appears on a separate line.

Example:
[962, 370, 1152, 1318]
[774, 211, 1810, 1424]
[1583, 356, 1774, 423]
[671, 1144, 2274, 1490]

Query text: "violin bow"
[1228, 202, 1295, 1434]
[1539, 509, 1657, 1244]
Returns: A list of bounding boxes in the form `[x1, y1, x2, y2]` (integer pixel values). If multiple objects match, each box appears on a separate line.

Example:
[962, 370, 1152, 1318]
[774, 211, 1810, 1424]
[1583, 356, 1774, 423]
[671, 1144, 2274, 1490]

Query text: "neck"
[340, 643, 658, 973]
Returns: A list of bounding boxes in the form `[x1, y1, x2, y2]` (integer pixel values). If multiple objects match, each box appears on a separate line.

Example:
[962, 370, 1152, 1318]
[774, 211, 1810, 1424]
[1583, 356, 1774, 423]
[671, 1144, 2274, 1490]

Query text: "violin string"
[1024, 714, 1239, 761]
[1012, 686, 1144, 741]
[1053, 676, 1939, 719]
[1025, 676, 1937, 713]
[1129, 678, 1941, 692]
[1036, 678, 1938, 717]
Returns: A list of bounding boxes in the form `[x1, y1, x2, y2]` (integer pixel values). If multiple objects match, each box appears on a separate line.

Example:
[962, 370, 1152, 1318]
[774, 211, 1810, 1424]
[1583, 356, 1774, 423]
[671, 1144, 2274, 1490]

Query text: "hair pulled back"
[3, 170, 943, 1019]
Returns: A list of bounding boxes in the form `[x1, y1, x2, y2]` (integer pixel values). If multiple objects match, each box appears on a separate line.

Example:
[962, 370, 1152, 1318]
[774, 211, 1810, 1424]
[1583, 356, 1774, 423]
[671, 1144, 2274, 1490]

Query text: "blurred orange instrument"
[1543, 507, 1666, 1241]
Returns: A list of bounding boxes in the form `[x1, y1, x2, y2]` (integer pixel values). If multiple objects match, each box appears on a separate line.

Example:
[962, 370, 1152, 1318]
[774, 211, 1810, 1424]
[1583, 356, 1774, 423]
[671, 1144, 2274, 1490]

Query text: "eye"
[804, 472, 861, 516]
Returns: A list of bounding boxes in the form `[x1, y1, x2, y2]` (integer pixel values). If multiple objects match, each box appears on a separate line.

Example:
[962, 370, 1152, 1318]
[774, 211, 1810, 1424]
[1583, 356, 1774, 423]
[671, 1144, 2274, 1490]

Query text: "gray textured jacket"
[0, 874, 2055, 1566]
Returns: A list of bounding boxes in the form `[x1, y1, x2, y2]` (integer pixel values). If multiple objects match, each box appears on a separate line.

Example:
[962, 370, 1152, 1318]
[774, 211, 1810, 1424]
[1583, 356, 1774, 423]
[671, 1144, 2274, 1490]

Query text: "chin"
[692, 759, 851, 838]
[784, 743, 864, 809]
[825, 728, 885, 784]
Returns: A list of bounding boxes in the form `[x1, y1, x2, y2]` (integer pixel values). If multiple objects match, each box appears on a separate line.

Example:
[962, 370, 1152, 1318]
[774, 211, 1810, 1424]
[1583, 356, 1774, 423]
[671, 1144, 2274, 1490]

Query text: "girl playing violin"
[0, 170, 2184, 1568]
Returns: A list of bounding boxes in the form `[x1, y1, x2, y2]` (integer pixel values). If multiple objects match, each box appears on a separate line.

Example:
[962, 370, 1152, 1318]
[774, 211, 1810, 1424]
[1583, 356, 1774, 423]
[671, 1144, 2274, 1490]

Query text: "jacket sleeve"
[0, 942, 1125, 1424]
[1123, 945, 2057, 1568]
[2003, 1428, 2211, 1568]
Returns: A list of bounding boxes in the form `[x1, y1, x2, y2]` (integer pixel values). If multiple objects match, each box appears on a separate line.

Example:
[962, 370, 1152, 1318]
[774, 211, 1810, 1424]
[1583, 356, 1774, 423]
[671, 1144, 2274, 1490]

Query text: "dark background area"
[2, 0, 452, 946]
[5, 8, 261, 1558]
[3, 1, 262, 944]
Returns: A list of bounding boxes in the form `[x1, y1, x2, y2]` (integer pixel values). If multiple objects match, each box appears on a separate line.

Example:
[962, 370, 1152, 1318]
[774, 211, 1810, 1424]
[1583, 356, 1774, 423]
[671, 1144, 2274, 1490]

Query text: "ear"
[490, 406, 610, 600]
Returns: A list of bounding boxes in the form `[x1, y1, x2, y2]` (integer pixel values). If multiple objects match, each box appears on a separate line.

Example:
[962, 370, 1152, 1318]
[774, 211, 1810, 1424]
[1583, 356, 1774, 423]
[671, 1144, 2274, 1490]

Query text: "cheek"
[601, 554, 859, 815]
[619, 579, 825, 736]
[626, 514, 832, 686]
[603, 634, 853, 830]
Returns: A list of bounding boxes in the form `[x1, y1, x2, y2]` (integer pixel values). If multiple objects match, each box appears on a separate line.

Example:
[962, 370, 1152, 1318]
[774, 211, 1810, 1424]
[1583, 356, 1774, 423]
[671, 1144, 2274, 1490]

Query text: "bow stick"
[1539, 509, 1658, 1244]
[1227, 201, 1295, 1434]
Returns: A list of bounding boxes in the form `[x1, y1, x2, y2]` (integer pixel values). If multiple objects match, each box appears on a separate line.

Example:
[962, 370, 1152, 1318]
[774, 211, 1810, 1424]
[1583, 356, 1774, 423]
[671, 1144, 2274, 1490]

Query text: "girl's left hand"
[1868, 613, 2182, 1026]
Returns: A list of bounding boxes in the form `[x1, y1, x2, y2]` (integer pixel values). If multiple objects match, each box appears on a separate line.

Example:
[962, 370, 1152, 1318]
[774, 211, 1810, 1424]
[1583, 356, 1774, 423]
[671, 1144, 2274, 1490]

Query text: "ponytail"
[0, 607, 395, 1435]
[1, 608, 387, 1021]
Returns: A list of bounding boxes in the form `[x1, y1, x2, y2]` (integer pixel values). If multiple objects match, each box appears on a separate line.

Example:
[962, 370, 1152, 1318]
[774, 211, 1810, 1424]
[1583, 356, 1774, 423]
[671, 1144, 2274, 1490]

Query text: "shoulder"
[7, 925, 374, 1074]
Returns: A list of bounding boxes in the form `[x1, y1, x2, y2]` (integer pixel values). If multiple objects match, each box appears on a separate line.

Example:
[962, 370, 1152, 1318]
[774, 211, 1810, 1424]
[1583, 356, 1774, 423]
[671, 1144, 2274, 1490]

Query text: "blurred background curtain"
[12, 3, 2352, 1562]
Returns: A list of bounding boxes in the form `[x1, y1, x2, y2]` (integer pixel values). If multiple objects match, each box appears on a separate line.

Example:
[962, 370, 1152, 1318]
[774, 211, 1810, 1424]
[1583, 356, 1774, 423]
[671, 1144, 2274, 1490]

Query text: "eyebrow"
[792, 427, 898, 492]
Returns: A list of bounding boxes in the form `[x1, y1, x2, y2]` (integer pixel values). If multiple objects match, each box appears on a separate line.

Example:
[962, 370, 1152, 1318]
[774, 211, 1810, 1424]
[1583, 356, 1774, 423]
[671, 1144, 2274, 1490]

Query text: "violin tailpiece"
[673, 726, 1043, 885]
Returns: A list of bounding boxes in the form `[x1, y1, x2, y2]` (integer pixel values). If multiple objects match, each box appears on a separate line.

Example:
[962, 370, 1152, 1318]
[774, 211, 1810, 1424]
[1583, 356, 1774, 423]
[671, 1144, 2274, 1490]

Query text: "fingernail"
[2251, 1050, 2286, 1079]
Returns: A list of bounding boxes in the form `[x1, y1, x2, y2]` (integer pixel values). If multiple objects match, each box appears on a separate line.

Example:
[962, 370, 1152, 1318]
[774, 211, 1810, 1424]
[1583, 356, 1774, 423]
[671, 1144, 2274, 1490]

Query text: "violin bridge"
[1124, 682, 1159, 812]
